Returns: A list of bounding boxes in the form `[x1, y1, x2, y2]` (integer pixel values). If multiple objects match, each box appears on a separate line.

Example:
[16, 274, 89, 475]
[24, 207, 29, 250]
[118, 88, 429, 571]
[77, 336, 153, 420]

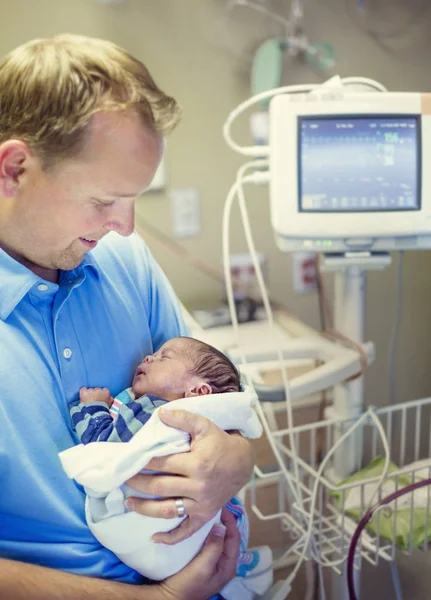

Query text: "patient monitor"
[270, 91, 431, 253]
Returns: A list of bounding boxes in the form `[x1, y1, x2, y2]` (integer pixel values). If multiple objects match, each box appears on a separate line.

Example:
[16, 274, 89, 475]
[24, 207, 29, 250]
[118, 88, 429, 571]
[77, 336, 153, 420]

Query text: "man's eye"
[92, 198, 115, 207]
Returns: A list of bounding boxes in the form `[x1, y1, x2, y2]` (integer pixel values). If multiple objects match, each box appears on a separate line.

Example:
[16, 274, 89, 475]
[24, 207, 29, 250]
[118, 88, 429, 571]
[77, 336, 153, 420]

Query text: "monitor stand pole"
[320, 252, 392, 600]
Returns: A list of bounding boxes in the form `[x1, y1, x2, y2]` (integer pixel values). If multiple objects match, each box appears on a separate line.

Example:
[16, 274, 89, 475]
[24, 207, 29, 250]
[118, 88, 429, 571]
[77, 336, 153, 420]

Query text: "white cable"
[278, 412, 370, 596]
[300, 409, 390, 570]
[223, 76, 387, 157]
[222, 162, 305, 510]
[225, 169, 391, 592]
[233, 167, 306, 508]
[269, 406, 390, 600]
[221, 74, 391, 596]
[223, 83, 316, 157]
[341, 77, 388, 92]
[265, 408, 390, 600]
[224, 180, 392, 599]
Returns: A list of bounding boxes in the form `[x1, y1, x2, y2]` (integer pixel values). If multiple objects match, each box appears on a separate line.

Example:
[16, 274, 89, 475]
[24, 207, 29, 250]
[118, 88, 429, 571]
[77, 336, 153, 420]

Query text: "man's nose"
[105, 200, 135, 237]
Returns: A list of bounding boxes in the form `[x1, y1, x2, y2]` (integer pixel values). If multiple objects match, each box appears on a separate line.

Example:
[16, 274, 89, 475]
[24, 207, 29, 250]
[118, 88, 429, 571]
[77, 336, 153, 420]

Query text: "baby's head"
[131, 336, 241, 401]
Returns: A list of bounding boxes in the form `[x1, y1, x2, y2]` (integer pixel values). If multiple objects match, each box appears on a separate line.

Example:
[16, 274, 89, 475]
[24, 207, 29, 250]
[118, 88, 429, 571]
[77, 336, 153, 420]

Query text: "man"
[0, 34, 253, 599]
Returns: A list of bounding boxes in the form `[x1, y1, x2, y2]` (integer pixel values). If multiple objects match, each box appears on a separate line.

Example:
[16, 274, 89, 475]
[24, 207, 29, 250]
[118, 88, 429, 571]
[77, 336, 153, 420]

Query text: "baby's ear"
[188, 382, 212, 397]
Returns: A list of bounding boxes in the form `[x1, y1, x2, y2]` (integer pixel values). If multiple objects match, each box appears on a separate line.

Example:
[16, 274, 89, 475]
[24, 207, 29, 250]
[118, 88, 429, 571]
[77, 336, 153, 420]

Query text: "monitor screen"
[298, 116, 420, 212]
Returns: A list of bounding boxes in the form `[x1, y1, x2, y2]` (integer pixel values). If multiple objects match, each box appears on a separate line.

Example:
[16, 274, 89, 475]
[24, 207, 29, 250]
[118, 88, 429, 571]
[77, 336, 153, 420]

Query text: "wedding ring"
[175, 498, 186, 518]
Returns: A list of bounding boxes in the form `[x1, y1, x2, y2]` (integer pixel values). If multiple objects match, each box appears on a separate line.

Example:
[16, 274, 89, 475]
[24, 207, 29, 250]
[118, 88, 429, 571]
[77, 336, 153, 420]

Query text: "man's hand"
[125, 409, 254, 544]
[158, 508, 239, 600]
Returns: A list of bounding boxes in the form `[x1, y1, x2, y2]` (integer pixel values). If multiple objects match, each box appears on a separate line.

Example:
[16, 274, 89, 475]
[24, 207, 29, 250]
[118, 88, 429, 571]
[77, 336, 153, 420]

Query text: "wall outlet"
[292, 251, 317, 294]
[170, 187, 201, 238]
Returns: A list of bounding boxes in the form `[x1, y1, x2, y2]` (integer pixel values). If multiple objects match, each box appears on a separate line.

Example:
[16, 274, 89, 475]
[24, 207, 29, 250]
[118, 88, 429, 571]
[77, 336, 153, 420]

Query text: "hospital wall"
[1, 1, 431, 597]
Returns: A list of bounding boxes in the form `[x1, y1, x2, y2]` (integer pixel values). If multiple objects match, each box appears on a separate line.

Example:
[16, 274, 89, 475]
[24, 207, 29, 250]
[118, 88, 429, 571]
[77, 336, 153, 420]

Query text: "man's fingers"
[125, 496, 194, 521]
[152, 515, 205, 545]
[186, 523, 227, 580]
[126, 473, 199, 499]
[217, 507, 241, 568]
[158, 408, 212, 441]
[145, 453, 190, 477]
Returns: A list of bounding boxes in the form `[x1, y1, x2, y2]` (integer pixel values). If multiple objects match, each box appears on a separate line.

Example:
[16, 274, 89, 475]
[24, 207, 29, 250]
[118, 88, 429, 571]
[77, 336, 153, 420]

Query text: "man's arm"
[0, 508, 239, 600]
[0, 558, 160, 600]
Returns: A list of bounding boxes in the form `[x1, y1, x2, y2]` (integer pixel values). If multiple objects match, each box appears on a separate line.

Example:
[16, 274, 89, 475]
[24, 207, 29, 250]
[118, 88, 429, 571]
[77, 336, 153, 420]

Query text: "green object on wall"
[251, 39, 283, 108]
[251, 38, 336, 106]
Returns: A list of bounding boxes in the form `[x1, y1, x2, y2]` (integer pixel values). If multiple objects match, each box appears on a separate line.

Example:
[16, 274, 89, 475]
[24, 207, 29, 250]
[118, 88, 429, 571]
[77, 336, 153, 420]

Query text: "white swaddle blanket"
[59, 388, 262, 581]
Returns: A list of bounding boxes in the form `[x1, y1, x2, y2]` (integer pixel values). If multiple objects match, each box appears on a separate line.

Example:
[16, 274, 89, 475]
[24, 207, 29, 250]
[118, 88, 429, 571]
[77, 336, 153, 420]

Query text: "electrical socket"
[170, 187, 201, 238]
[292, 251, 317, 294]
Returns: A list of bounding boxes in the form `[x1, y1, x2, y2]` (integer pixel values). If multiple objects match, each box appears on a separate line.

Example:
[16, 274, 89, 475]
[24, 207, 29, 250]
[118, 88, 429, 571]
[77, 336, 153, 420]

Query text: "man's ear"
[187, 382, 213, 397]
[0, 141, 31, 198]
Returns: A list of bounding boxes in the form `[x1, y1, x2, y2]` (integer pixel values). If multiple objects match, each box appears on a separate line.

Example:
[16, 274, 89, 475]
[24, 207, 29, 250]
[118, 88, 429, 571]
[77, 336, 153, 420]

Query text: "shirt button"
[37, 284, 48, 291]
[63, 348, 73, 359]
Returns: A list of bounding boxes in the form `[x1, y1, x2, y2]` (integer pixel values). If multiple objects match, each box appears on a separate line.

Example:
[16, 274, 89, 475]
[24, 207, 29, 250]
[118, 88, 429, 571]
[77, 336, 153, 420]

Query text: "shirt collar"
[0, 249, 100, 321]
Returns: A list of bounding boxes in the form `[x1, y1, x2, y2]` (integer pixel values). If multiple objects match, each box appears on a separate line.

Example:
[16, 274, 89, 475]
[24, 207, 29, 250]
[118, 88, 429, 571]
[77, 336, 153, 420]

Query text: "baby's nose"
[144, 355, 153, 363]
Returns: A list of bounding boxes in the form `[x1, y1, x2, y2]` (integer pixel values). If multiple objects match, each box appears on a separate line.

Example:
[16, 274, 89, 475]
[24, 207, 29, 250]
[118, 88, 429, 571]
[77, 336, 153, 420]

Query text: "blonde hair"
[0, 34, 181, 169]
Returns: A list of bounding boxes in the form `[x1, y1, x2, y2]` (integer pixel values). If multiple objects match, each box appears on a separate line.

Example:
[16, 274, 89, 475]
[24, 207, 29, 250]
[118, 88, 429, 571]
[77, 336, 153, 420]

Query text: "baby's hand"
[79, 386, 113, 407]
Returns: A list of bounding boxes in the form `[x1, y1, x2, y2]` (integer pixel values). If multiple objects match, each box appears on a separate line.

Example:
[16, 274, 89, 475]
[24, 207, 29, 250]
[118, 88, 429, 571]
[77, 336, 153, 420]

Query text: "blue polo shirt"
[0, 232, 188, 582]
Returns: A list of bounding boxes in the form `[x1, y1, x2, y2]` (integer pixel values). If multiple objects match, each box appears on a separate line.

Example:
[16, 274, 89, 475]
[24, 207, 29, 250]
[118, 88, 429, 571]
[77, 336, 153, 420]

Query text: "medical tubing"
[223, 77, 387, 157]
[313, 408, 390, 568]
[340, 77, 387, 92]
[288, 409, 389, 572]
[341, 406, 391, 517]
[269, 411, 376, 600]
[283, 408, 389, 583]
[222, 76, 390, 593]
[234, 168, 305, 509]
[225, 172, 391, 585]
[221, 162, 305, 510]
[223, 83, 316, 156]
[347, 478, 431, 600]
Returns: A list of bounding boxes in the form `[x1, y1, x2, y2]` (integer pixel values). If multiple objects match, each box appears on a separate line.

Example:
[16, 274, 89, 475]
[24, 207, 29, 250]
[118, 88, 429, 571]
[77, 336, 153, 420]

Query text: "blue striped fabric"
[72, 392, 168, 444]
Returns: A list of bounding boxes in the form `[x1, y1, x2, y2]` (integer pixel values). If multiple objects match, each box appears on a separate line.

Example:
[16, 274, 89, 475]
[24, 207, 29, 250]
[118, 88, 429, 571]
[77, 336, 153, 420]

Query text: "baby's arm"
[70, 390, 164, 445]
[70, 387, 117, 444]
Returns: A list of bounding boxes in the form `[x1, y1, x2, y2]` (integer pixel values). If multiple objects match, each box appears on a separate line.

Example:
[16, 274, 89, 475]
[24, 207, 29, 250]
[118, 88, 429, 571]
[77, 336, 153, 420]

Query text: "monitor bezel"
[269, 92, 431, 245]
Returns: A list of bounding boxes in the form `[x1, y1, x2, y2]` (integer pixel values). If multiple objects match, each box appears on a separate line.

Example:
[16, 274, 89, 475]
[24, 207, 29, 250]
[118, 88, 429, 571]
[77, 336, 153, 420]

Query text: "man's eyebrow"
[106, 192, 138, 198]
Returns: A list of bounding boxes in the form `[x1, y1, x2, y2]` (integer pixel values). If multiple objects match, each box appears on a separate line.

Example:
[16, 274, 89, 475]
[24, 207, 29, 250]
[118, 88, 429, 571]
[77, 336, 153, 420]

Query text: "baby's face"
[132, 338, 194, 401]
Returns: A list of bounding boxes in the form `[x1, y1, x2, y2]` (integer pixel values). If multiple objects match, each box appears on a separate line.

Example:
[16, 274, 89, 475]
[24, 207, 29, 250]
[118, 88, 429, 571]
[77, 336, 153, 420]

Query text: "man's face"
[132, 338, 195, 401]
[0, 110, 163, 280]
